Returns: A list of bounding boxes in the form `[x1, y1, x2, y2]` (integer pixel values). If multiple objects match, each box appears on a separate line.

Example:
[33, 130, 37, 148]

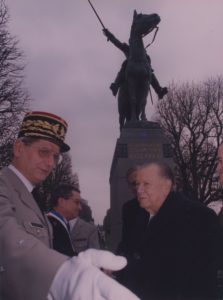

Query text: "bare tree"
[156, 76, 223, 204]
[0, 1, 30, 168]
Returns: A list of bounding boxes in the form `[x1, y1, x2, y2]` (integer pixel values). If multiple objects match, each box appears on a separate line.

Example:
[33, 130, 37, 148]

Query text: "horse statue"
[117, 10, 161, 130]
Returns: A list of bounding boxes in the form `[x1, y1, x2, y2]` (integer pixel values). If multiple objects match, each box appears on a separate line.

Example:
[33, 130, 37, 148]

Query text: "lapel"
[3, 167, 46, 223]
[47, 211, 69, 232]
[146, 192, 179, 237]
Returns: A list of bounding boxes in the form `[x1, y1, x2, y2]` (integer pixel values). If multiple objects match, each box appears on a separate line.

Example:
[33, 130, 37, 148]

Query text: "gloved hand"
[47, 249, 140, 300]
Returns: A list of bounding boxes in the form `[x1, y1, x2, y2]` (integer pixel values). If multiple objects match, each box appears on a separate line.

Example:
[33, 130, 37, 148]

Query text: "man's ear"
[13, 139, 23, 158]
[58, 197, 66, 208]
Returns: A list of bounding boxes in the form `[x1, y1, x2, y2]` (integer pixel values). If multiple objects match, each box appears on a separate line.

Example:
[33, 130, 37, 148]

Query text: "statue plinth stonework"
[109, 120, 174, 251]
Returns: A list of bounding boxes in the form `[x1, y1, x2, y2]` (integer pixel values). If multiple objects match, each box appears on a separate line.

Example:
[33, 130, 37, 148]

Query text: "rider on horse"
[103, 28, 168, 99]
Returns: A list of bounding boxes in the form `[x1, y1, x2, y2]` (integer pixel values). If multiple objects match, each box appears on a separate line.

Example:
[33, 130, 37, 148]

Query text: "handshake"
[48, 249, 140, 300]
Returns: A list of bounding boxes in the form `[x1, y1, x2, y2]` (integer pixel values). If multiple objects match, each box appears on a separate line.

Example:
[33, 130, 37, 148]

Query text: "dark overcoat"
[117, 192, 222, 300]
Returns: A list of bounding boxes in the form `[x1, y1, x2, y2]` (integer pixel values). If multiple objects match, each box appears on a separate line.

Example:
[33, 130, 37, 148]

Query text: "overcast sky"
[7, 0, 223, 223]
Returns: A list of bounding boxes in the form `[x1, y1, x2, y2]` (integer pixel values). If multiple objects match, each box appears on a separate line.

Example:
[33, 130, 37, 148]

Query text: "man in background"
[47, 185, 81, 256]
[69, 202, 100, 253]
[216, 142, 223, 297]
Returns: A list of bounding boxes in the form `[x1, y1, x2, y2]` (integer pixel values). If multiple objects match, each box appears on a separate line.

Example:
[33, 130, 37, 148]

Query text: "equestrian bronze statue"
[103, 10, 167, 130]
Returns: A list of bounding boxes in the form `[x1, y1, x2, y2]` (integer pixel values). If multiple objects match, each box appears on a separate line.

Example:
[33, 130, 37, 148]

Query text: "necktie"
[31, 187, 45, 214]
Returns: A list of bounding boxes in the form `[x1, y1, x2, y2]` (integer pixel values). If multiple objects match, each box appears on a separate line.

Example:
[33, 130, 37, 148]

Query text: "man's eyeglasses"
[36, 148, 62, 165]
[23, 141, 62, 166]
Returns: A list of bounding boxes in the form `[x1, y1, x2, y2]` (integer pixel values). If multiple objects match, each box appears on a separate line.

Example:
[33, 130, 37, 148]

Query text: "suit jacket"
[47, 212, 76, 256]
[70, 217, 100, 253]
[118, 191, 222, 300]
[0, 167, 67, 300]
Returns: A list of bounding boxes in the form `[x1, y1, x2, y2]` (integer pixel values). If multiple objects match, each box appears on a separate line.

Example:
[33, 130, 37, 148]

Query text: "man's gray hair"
[128, 161, 175, 186]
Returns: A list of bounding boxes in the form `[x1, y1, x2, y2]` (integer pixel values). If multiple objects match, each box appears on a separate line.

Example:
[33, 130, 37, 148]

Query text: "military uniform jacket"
[0, 167, 67, 300]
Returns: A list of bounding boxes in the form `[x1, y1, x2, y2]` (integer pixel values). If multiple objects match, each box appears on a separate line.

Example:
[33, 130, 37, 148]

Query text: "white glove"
[47, 249, 140, 300]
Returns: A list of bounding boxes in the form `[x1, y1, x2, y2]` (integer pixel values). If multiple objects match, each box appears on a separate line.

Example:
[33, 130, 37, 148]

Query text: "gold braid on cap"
[20, 119, 66, 141]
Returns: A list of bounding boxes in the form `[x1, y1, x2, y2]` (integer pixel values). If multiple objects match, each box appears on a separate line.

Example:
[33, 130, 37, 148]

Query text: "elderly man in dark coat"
[117, 161, 222, 300]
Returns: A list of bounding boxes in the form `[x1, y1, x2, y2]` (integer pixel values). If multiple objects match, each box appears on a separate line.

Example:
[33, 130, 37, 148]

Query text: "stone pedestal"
[109, 121, 174, 252]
